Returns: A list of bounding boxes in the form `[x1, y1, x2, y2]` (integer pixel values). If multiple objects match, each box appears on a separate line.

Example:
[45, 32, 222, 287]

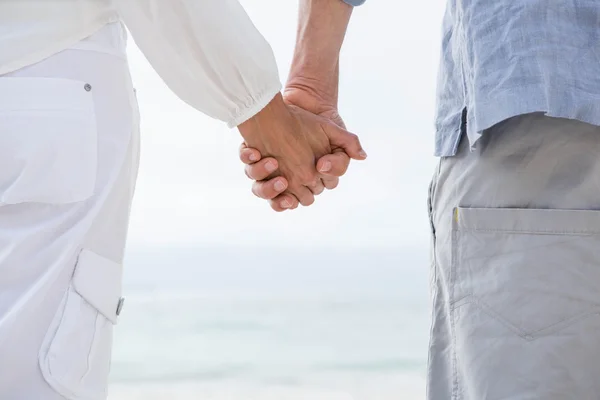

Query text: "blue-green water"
[110, 246, 430, 398]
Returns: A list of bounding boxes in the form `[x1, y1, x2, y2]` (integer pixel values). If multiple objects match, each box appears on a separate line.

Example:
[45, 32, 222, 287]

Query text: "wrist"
[238, 93, 295, 149]
[284, 75, 339, 117]
[286, 59, 340, 109]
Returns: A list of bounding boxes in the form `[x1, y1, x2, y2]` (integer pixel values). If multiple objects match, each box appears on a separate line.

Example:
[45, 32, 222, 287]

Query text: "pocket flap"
[72, 249, 123, 324]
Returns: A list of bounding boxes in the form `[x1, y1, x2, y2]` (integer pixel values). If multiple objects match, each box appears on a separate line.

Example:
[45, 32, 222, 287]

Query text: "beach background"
[109, 0, 444, 398]
[109, 247, 429, 399]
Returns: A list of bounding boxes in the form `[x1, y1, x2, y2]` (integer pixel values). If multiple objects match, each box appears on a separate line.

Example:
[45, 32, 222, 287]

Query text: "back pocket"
[452, 207, 600, 339]
[0, 77, 97, 204]
[39, 249, 124, 400]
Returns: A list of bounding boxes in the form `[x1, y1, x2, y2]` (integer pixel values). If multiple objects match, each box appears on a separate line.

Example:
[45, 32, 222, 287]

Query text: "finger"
[245, 158, 279, 180]
[324, 123, 368, 161]
[316, 152, 351, 177]
[321, 176, 339, 190]
[289, 185, 315, 207]
[251, 177, 288, 200]
[268, 193, 300, 212]
[305, 179, 325, 196]
[239, 143, 261, 164]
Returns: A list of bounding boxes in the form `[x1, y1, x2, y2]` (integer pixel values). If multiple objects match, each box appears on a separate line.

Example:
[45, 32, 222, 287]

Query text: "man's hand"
[238, 93, 366, 211]
[239, 138, 356, 211]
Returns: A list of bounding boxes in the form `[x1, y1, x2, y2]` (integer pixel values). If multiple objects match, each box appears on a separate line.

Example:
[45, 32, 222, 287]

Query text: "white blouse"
[0, 0, 282, 127]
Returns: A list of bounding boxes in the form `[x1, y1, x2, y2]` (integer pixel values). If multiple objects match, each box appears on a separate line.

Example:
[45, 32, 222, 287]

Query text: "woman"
[0, 1, 363, 398]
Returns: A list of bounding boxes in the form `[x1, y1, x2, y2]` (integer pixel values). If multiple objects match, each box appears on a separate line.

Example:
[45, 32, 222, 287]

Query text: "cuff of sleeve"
[227, 82, 283, 128]
[342, 0, 366, 6]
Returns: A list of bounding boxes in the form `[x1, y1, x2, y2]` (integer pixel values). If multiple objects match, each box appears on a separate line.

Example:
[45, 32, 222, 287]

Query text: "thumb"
[324, 122, 367, 161]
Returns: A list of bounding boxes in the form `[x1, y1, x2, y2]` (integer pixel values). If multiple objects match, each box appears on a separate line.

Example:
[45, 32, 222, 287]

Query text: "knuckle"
[298, 171, 318, 185]
[307, 179, 319, 188]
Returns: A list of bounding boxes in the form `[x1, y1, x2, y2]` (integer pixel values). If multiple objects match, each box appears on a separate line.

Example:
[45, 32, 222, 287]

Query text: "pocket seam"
[450, 227, 460, 400]
[453, 297, 600, 340]
[460, 228, 596, 236]
[455, 207, 600, 235]
[39, 248, 121, 400]
[39, 291, 110, 400]
[453, 298, 526, 338]
[39, 290, 80, 400]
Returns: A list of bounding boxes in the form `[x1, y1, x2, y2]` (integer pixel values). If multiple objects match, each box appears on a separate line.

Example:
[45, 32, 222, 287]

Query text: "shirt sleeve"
[116, 0, 282, 127]
[342, 0, 367, 6]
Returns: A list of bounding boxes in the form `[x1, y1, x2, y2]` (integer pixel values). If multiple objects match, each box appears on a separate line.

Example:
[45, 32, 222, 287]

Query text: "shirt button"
[116, 297, 125, 316]
[84, 83, 92, 92]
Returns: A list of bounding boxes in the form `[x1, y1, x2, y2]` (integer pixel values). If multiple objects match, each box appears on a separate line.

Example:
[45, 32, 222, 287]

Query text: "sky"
[124, 0, 446, 250]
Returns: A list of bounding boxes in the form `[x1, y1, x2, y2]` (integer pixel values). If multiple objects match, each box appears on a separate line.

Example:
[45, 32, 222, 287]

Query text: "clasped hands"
[237, 89, 366, 212]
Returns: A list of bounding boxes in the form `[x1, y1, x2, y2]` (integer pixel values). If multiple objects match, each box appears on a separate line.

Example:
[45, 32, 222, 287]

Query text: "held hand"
[238, 94, 366, 212]
[239, 87, 364, 211]
[239, 142, 356, 211]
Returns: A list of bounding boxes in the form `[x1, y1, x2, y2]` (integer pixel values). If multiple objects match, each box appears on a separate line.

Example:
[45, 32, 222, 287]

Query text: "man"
[0, 0, 363, 398]
[244, 1, 600, 399]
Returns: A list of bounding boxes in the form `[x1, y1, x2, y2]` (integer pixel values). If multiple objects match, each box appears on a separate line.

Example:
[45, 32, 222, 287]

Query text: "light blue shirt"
[342, 0, 366, 6]
[436, 1, 600, 156]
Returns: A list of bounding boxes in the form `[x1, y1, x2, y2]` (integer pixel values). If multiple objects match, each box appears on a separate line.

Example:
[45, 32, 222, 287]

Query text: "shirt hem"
[435, 84, 600, 157]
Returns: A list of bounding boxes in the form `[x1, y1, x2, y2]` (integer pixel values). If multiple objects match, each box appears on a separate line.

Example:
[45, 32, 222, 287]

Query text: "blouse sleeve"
[117, 0, 282, 127]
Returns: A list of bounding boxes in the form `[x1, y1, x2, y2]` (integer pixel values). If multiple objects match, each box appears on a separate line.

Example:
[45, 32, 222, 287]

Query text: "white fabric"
[0, 23, 140, 399]
[0, 0, 282, 127]
[0, 78, 98, 205]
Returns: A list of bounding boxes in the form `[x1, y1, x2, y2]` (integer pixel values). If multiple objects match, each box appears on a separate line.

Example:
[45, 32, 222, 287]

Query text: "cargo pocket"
[0, 77, 97, 205]
[451, 207, 600, 340]
[39, 249, 124, 400]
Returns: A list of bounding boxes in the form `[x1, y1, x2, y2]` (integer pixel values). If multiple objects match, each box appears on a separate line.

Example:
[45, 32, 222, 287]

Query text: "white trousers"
[0, 23, 140, 399]
[428, 113, 600, 399]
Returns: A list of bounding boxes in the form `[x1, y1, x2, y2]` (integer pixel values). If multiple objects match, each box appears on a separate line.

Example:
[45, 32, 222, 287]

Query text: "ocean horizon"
[108, 245, 430, 399]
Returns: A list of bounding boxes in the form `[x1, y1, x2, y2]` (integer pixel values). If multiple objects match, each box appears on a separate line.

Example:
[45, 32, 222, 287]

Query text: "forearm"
[286, 0, 354, 107]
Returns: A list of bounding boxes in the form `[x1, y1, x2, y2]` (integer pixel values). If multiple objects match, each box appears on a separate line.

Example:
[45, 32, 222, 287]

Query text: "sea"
[108, 246, 430, 399]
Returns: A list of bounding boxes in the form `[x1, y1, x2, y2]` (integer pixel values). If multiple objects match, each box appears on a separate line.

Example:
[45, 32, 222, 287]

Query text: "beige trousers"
[428, 113, 600, 399]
